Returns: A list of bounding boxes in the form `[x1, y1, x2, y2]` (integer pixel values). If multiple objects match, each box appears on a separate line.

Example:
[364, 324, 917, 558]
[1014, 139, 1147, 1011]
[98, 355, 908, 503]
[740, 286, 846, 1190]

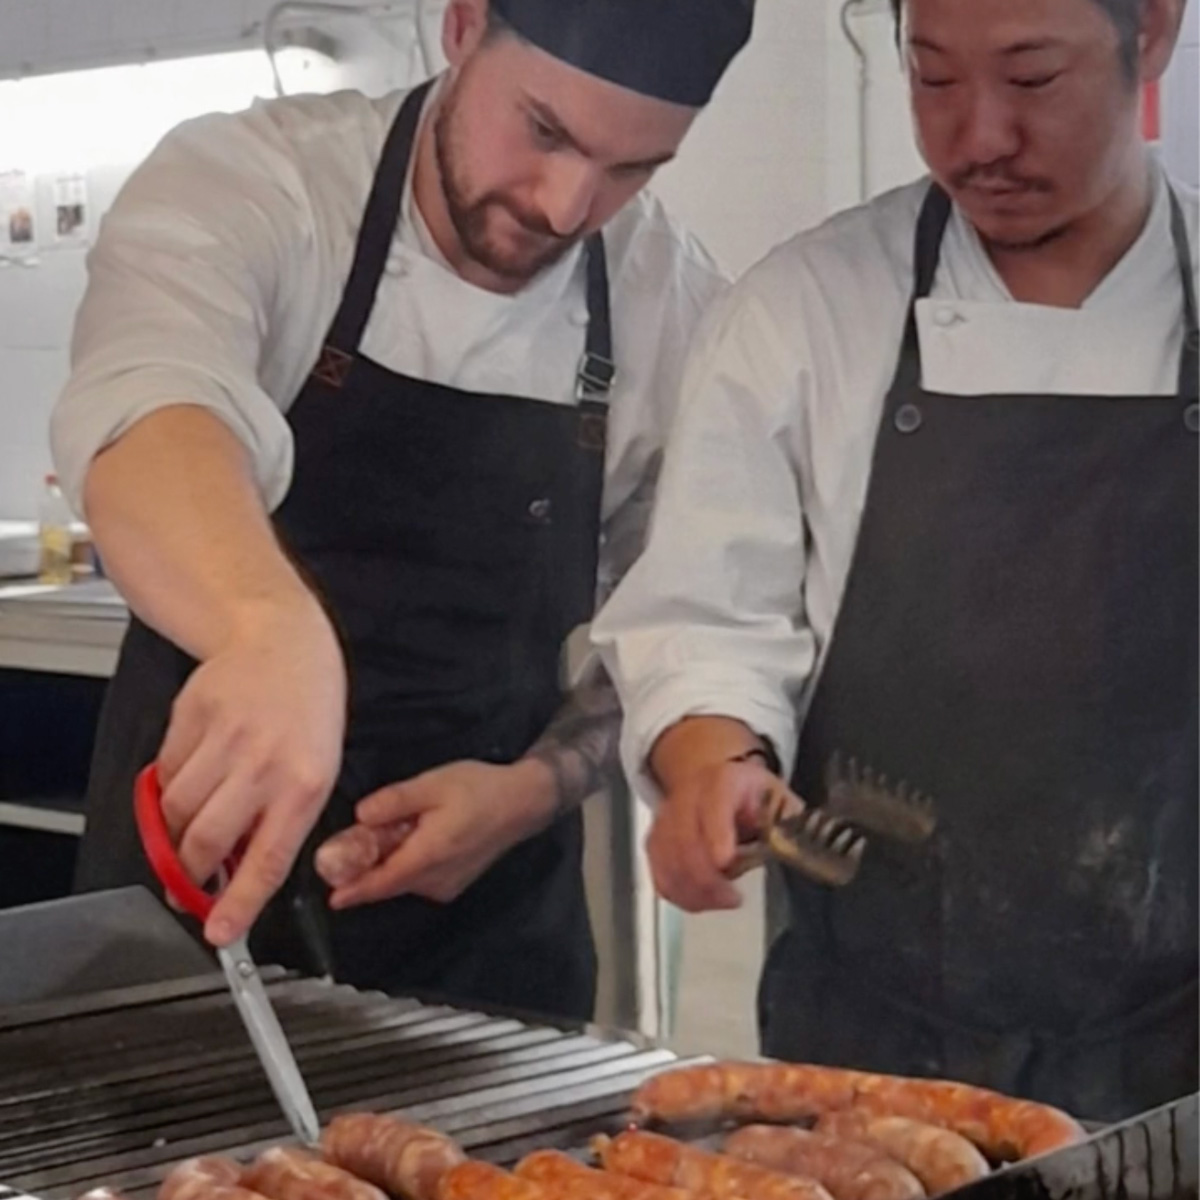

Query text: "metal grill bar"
[0, 972, 680, 1200]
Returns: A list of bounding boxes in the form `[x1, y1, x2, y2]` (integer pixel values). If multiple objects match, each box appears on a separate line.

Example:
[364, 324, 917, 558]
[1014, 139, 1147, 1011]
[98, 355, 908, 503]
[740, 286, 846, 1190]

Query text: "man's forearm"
[524, 666, 624, 817]
[83, 405, 320, 661]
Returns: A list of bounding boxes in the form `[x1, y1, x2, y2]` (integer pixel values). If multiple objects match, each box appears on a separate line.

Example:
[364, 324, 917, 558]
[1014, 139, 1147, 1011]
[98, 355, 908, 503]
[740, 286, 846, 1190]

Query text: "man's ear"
[443, 0, 491, 69]
[1138, 0, 1184, 84]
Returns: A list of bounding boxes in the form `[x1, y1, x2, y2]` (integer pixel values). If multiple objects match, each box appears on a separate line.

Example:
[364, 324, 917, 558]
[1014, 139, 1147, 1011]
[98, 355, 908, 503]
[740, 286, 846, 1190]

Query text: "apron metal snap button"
[1185, 404, 1199, 434]
[895, 403, 923, 434]
[933, 307, 959, 328]
[528, 498, 552, 521]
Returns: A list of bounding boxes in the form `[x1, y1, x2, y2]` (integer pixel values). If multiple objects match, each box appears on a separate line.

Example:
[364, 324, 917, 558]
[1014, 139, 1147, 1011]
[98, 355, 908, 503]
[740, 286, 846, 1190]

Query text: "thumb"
[355, 778, 439, 825]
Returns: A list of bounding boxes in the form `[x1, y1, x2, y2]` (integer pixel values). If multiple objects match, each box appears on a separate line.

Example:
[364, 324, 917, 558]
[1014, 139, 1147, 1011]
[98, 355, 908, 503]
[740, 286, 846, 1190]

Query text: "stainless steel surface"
[0, 970, 681, 1200]
[218, 938, 321, 1147]
[0, 888, 212, 1007]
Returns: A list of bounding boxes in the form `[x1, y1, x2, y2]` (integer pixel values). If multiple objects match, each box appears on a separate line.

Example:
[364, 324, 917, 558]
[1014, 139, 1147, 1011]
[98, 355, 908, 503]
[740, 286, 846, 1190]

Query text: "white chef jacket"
[592, 166, 1200, 799]
[51, 78, 728, 605]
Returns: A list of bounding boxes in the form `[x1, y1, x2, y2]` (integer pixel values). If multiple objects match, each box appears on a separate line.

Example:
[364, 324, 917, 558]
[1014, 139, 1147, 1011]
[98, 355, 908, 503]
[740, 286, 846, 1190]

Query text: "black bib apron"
[74, 81, 616, 1022]
[760, 183, 1199, 1121]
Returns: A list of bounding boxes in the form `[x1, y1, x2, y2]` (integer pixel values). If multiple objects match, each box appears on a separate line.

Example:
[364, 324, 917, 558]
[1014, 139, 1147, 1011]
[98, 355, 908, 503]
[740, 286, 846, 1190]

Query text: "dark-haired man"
[596, 0, 1197, 1116]
[54, 0, 753, 1019]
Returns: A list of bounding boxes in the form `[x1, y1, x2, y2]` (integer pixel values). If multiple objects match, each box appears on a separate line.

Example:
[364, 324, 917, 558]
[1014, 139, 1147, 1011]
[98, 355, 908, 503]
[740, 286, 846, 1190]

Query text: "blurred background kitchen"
[0, 0, 1195, 1052]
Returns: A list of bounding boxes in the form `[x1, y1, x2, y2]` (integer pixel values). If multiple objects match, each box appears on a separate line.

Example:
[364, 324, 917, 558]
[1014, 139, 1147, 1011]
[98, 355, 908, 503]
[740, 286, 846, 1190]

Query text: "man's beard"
[434, 92, 580, 283]
[949, 162, 1065, 252]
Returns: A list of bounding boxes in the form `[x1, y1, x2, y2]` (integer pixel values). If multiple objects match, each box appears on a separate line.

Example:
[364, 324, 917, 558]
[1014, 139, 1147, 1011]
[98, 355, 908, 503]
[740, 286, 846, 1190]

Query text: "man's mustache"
[949, 163, 1053, 192]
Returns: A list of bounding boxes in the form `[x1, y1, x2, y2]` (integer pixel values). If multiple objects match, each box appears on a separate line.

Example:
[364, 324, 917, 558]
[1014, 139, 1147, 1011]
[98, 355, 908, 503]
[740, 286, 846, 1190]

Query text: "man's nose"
[535, 156, 598, 238]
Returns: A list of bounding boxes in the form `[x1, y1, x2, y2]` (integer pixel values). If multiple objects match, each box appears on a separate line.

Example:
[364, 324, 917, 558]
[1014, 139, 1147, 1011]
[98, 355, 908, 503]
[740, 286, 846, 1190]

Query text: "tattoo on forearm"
[526, 667, 624, 818]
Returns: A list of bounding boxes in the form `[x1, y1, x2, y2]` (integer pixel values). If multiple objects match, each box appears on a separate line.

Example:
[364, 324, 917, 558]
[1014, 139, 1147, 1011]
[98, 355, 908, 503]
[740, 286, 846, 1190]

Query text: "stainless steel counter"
[0, 578, 127, 678]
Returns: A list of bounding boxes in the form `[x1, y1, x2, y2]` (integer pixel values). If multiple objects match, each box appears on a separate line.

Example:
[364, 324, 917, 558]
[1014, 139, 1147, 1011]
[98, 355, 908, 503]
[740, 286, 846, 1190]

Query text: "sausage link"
[316, 823, 414, 889]
[817, 1115, 988, 1195]
[724, 1125, 925, 1200]
[244, 1146, 389, 1200]
[629, 1064, 1083, 1161]
[516, 1148, 711, 1200]
[321, 1112, 466, 1200]
[594, 1131, 834, 1200]
[437, 1161, 549, 1200]
[158, 1157, 264, 1200]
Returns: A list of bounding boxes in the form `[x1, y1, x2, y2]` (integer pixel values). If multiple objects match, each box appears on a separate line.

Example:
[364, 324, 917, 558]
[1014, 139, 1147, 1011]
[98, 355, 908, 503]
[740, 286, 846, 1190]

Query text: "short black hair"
[888, 0, 1142, 78]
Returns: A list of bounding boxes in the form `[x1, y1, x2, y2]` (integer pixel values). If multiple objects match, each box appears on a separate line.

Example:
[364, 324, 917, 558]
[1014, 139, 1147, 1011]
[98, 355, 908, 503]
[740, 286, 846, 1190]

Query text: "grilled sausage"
[158, 1157, 265, 1200]
[244, 1146, 389, 1200]
[315, 822, 414, 888]
[594, 1131, 834, 1200]
[321, 1112, 466, 1200]
[816, 1114, 988, 1195]
[629, 1063, 1083, 1161]
[438, 1161, 549, 1200]
[516, 1148, 717, 1200]
[724, 1125, 925, 1200]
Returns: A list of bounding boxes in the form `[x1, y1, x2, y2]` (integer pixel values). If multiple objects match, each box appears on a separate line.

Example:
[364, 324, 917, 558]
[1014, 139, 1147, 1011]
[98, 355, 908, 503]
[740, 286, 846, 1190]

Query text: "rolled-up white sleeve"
[50, 105, 314, 515]
[593, 276, 817, 800]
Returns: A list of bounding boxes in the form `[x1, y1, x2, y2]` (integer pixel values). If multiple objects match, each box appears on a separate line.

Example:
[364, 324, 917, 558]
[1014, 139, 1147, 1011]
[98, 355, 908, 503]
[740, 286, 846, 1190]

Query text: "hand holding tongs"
[725, 753, 938, 888]
[134, 764, 322, 1148]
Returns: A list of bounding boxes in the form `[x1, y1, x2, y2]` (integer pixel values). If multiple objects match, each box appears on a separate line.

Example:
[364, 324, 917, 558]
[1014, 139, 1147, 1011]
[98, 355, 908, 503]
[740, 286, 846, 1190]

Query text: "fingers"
[647, 762, 785, 914]
[174, 769, 262, 890]
[647, 796, 742, 913]
[206, 786, 323, 945]
[160, 733, 238, 850]
[355, 778, 438, 825]
[315, 820, 415, 889]
[329, 821, 450, 909]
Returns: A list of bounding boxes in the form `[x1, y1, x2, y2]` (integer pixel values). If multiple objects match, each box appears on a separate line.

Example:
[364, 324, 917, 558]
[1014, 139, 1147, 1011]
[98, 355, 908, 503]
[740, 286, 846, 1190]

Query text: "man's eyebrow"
[1002, 37, 1066, 55]
[525, 95, 588, 155]
[523, 94, 676, 172]
[908, 34, 1066, 54]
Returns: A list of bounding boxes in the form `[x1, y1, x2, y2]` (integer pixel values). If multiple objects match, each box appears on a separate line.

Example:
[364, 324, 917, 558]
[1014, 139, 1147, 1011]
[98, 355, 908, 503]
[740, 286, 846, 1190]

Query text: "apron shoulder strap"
[325, 80, 433, 355]
[890, 182, 953, 397]
[577, 233, 615, 408]
[1166, 187, 1199, 402]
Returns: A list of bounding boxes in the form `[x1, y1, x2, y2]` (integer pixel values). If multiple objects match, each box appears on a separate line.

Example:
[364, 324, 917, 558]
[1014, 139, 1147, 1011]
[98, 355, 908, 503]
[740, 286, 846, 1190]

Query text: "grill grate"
[2, 970, 1194, 1200]
[0, 971, 682, 1200]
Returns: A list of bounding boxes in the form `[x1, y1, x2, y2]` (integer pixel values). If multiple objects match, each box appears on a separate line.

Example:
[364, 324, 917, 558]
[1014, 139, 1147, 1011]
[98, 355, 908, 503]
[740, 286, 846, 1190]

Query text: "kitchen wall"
[0, 0, 431, 518]
[1164, 0, 1199, 187]
[0, 0, 905, 519]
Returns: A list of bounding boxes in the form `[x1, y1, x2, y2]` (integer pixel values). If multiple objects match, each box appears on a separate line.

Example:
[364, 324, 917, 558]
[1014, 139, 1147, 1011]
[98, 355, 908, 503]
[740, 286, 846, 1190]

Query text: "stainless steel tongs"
[727, 752, 938, 888]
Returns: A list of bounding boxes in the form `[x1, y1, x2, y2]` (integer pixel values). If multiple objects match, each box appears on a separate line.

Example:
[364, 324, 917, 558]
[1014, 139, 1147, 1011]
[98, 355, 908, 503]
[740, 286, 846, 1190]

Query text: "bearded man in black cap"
[55, 0, 753, 1019]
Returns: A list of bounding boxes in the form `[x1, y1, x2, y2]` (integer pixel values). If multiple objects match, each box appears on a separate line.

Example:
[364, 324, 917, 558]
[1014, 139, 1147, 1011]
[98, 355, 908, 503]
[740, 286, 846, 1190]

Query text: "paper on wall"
[52, 173, 89, 246]
[0, 169, 37, 261]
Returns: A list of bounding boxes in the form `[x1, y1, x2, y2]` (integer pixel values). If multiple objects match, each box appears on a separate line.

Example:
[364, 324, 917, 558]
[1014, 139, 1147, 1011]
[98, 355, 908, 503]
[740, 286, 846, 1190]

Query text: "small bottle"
[37, 473, 74, 586]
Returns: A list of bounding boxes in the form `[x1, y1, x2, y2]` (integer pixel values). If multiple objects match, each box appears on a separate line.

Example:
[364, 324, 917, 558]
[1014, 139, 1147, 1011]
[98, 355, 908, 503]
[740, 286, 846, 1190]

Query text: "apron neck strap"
[1167, 187, 1199, 401]
[891, 183, 952, 395]
[577, 233, 615, 406]
[326, 80, 431, 353]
